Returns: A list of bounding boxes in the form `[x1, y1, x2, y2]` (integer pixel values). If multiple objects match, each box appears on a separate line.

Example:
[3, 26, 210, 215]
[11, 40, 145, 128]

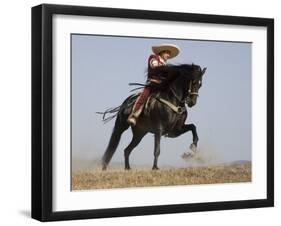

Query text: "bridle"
[187, 80, 199, 97]
[169, 79, 199, 105]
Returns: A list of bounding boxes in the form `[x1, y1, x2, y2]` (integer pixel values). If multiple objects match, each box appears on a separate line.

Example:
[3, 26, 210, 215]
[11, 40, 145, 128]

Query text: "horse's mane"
[148, 63, 200, 83]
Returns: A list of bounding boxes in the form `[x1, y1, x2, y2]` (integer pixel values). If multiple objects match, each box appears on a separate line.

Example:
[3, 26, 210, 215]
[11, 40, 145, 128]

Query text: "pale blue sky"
[71, 34, 251, 168]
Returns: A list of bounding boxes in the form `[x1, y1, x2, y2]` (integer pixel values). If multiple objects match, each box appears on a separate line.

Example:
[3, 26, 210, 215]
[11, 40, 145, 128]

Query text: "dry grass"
[72, 163, 251, 190]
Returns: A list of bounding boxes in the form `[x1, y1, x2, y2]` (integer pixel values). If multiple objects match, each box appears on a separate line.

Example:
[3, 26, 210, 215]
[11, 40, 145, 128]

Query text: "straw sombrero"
[152, 44, 180, 59]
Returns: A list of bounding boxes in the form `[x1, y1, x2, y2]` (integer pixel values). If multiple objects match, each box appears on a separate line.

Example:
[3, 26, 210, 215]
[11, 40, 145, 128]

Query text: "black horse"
[101, 63, 206, 170]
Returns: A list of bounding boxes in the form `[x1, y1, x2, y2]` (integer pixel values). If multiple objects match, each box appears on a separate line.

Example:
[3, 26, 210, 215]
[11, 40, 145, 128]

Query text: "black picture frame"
[32, 3, 274, 222]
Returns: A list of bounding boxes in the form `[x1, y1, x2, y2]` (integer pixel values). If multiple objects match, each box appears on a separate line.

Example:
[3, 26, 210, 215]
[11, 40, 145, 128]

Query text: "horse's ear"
[202, 67, 207, 75]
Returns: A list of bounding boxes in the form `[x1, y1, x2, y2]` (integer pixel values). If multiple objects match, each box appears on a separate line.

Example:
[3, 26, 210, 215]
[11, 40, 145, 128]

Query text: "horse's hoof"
[152, 166, 159, 170]
[125, 166, 131, 170]
[189, 143, 197, 152]
[102, 165, 107, 171]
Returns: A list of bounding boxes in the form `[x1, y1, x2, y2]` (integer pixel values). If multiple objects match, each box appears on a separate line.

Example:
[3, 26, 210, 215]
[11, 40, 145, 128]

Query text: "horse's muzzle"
[187, 97, 197, 107]
[187, 102, 195, 108]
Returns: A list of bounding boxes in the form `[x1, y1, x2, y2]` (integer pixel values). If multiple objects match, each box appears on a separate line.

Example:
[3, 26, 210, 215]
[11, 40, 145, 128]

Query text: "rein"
[158, 79, 200, 114]
[169, 85, 184, 104]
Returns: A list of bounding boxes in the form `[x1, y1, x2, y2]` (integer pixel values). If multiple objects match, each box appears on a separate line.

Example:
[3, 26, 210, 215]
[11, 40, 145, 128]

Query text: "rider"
[127, 44, 180, 126]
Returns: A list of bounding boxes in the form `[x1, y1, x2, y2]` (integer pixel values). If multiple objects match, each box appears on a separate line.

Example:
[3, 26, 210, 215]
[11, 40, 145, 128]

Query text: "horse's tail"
[102, 113, 129, 170]
[96, 106, 121, 123]
[96, 92, 140, 123]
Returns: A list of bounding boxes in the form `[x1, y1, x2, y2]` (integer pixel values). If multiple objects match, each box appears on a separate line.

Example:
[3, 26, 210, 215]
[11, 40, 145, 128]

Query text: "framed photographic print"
[31, 4, 274, 222]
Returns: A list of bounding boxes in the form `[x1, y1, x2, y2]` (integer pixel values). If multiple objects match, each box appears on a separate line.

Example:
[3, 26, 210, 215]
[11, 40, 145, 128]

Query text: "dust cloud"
[181, 146, 225, 167]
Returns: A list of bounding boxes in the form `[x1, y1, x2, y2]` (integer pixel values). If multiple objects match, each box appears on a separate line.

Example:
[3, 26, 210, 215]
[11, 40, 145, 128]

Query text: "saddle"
[136, 92, 185, 116]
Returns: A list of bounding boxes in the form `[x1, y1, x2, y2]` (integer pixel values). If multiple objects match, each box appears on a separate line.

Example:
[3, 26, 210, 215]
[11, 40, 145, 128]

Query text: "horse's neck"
[168, 76, 187, 103]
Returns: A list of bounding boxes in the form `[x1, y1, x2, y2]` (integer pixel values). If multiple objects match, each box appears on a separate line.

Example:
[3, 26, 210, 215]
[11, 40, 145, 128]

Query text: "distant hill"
[222, 160, 251, 166]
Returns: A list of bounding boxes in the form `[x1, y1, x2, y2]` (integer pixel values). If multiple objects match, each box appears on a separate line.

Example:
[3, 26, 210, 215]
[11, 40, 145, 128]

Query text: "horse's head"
[149, 63, 206, 107]
[184, 64, 207, 107]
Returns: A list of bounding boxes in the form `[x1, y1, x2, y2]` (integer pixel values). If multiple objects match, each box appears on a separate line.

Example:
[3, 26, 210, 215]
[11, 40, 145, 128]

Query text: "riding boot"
[127, 86, 151, 126]
[127, 104, 143, 126]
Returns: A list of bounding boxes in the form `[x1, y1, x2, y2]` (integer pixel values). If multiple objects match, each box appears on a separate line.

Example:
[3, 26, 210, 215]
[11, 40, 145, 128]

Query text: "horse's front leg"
[152, 133, 161, 170]
[186, 124, 198, 151]
[168, 123, 199, 153]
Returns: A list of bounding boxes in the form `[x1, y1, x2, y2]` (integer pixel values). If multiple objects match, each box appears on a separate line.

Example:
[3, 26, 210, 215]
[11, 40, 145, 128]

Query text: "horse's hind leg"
[152, 133, 161, 170]
[102, 115, 129, 170]
[124, 129, 146, 170]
